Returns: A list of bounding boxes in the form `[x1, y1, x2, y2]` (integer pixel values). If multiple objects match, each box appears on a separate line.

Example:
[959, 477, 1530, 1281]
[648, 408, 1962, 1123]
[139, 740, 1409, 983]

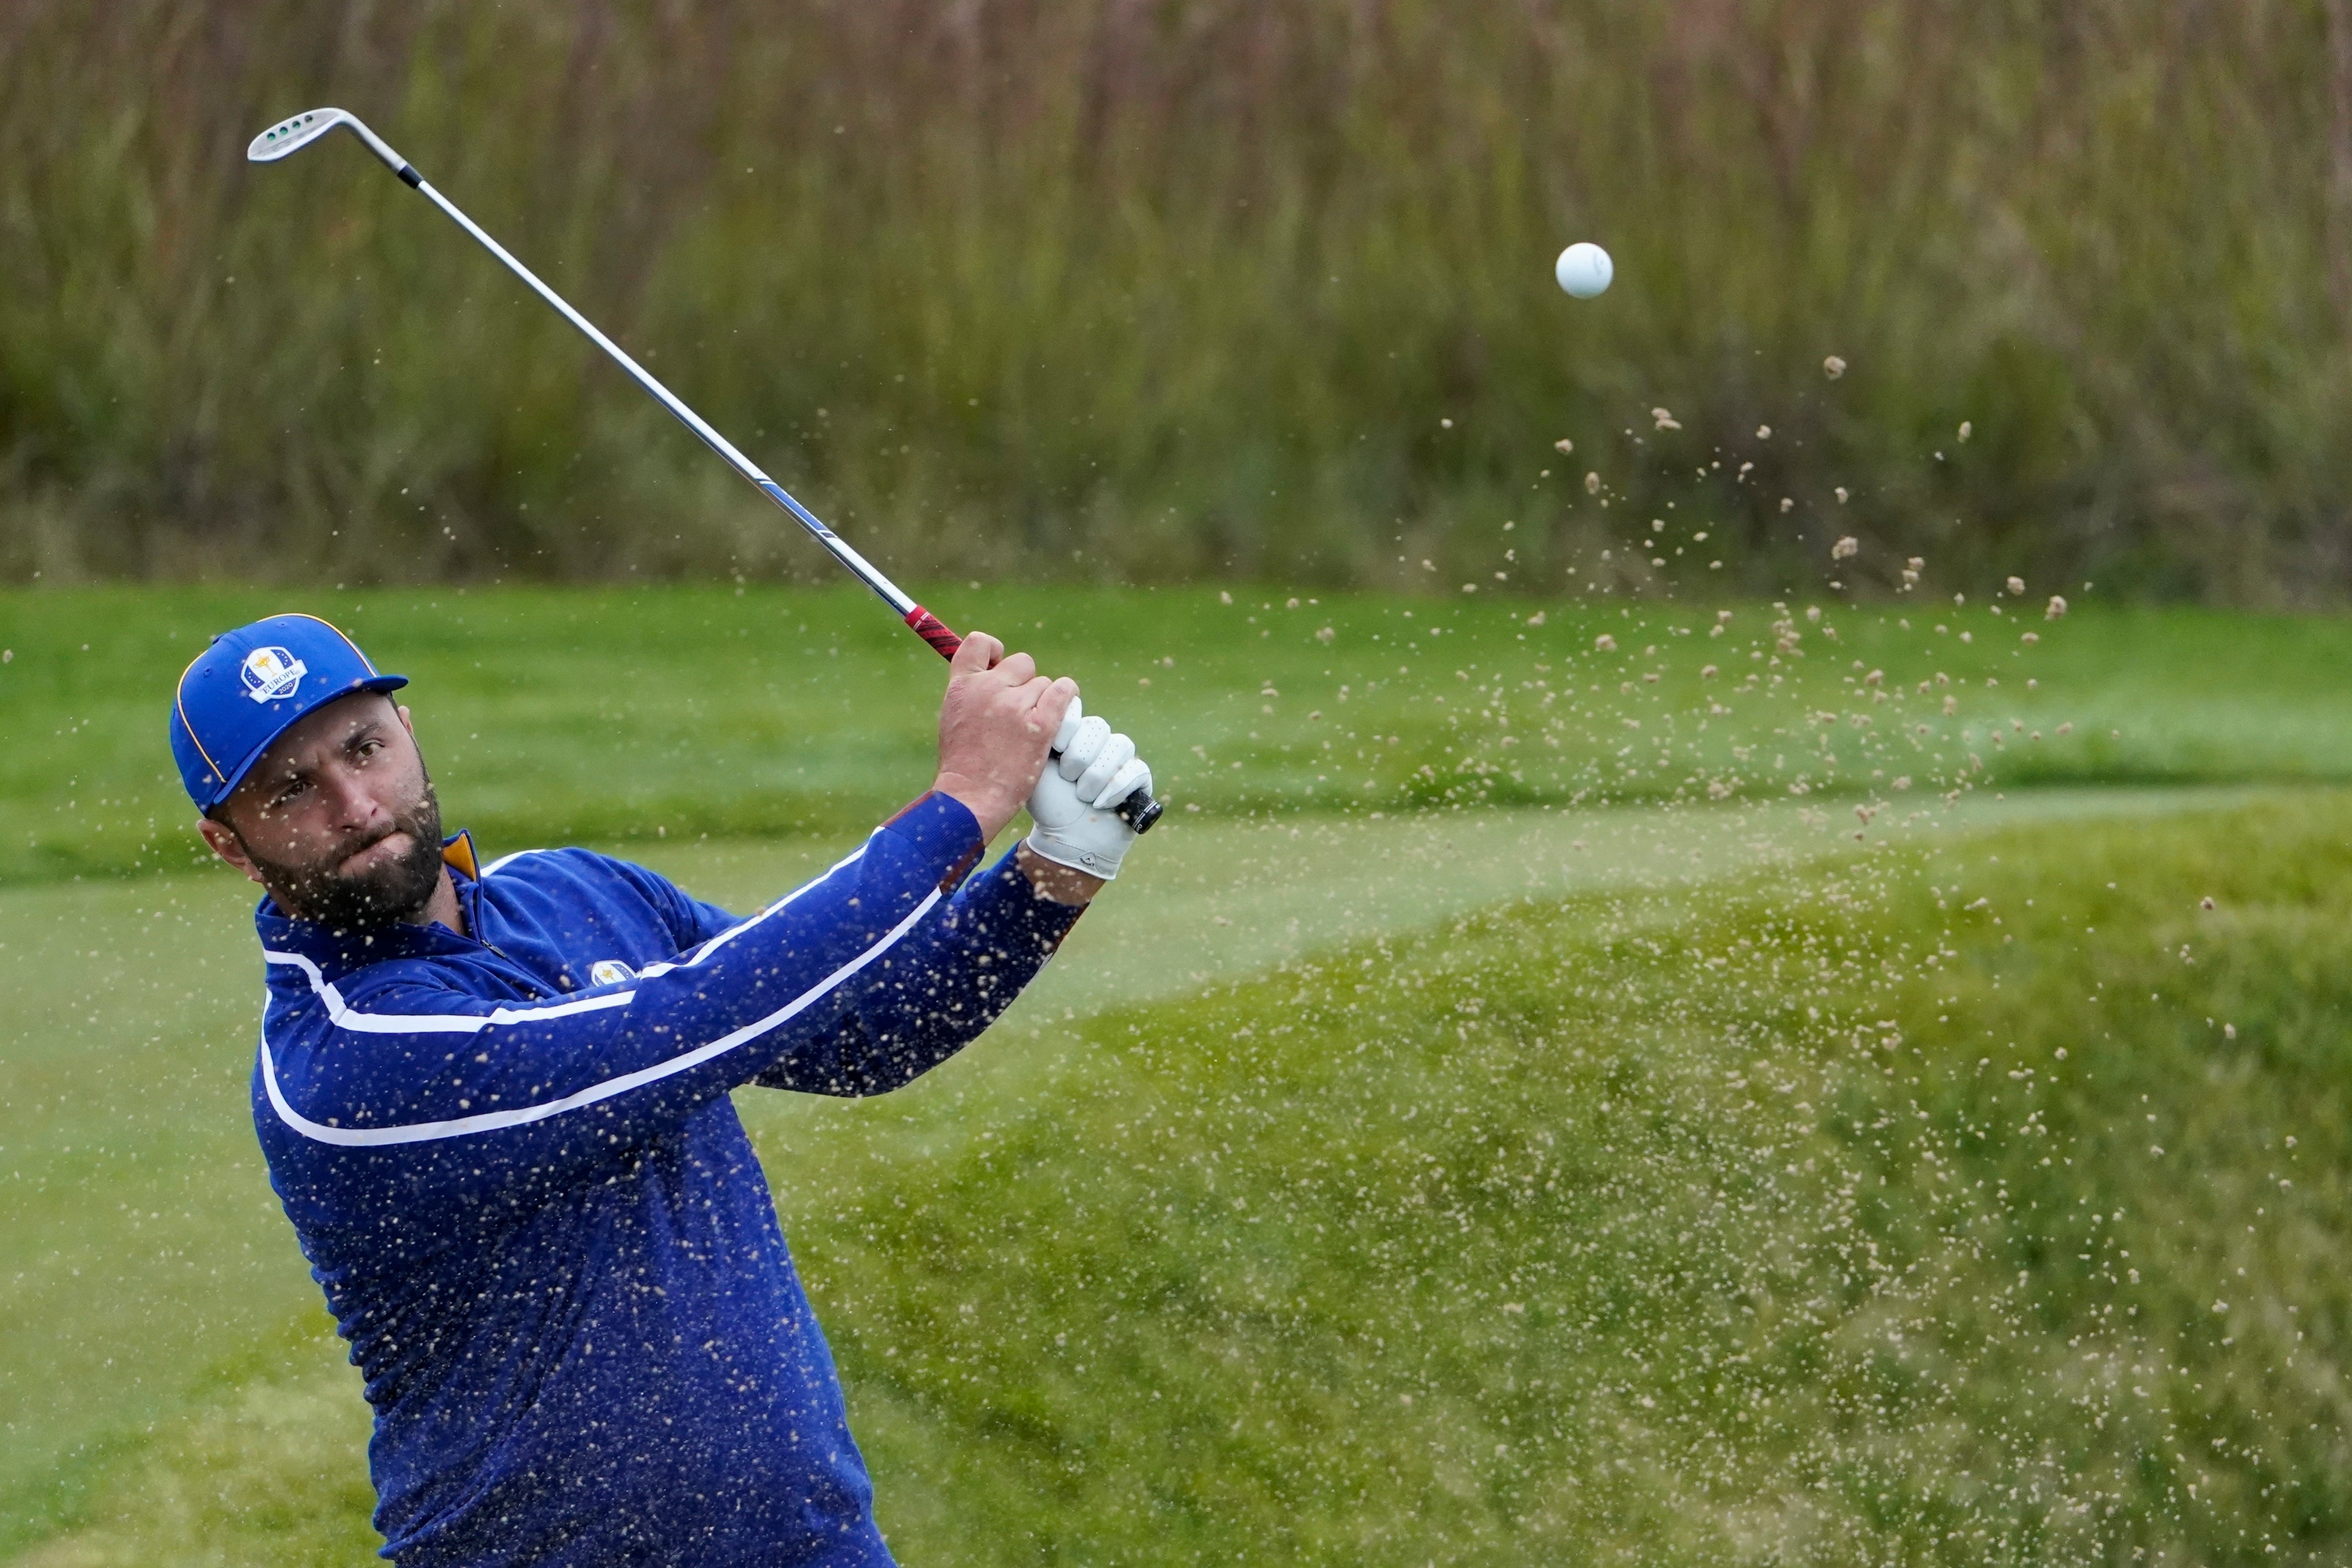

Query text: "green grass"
[0, 791, 1879, 1553]
[9, 791, 2352, 1562]
[0, 781, 2250, 1555]
[9, 584, 2352, 886]
[801, 793, 2352, 1563]
[7, 582, 2351, 1560]
[0, 868, 311, 1551]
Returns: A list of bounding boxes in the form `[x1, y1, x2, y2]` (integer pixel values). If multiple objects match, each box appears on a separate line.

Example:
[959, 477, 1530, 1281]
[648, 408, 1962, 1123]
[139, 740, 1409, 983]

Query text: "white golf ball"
[1555, 242, 1613, 299]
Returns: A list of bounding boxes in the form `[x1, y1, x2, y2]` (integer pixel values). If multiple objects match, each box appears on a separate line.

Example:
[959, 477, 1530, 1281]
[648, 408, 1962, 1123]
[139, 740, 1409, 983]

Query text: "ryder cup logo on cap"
[169, 613, 408, 812]
[240, 646, 307, 703]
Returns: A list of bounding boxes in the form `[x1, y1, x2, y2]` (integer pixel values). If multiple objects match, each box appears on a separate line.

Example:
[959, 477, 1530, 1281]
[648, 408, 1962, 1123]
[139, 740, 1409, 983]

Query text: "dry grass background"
[5, 1, 2352, 599]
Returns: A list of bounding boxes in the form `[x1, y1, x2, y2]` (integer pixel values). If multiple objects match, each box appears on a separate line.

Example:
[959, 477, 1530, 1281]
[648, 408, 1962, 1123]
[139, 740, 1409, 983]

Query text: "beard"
[238, 778, 448, 929]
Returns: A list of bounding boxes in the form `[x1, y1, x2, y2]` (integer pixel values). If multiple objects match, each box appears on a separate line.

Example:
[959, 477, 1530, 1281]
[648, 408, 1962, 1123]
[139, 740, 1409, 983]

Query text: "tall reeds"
[1, 0, 2345, 599]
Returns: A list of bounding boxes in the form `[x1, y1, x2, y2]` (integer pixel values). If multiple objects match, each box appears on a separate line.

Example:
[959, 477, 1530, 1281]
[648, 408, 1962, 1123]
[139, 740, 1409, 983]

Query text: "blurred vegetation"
[13, 793, 2352, 1562]
[6, 2, 2352, 600]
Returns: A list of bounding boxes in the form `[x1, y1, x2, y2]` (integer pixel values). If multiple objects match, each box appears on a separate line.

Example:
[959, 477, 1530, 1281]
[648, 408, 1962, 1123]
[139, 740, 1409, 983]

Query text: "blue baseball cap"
[170, 613, 409, 812]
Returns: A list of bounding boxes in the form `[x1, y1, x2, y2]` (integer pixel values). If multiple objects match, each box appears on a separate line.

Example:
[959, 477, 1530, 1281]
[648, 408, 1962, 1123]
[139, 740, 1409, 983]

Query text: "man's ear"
[198, 815, 268, 887]
[396, 703, 415, 738]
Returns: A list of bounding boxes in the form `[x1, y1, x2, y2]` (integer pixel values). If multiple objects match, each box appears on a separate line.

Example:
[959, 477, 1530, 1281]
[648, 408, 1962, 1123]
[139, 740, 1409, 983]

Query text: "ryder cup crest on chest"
[241, 646, 308, 703]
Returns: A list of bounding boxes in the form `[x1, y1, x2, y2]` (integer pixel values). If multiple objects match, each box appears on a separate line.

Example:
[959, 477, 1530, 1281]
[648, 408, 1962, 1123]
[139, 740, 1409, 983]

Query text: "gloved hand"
[1024, 697, 1153, 880]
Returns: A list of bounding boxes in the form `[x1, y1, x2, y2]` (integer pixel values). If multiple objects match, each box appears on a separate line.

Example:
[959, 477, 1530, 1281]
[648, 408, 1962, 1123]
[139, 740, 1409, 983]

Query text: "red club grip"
[903, 605, 963, 661]
[904, 601, 1162, 835]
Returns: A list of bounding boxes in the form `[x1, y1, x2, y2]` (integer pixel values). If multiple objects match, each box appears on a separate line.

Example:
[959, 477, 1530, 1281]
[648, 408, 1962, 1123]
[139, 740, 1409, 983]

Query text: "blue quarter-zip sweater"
[249, 792, 1079, 1565]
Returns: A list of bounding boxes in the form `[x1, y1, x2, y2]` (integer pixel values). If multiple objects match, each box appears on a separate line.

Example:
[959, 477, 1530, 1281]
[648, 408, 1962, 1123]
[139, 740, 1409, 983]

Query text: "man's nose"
[317, 766, 392, 833]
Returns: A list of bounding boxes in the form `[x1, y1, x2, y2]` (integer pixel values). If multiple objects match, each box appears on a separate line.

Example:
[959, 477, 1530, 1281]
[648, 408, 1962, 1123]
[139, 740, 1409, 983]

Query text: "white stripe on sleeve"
[262, 886, 942, 1147]
[261, 839, 874, 1032]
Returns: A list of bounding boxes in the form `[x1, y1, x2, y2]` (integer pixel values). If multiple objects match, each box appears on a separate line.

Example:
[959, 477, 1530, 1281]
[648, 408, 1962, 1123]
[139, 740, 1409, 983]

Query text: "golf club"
[247, 106, 1162, 834]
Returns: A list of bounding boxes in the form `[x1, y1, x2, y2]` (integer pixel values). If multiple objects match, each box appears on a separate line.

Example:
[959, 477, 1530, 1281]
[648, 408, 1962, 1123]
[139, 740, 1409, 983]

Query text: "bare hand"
[930, 631, 1077, 841]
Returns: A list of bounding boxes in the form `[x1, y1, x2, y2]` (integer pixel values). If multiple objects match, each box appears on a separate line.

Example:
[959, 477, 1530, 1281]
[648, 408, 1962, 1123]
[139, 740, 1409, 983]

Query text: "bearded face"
[230, 776, 448, 928]
[200, 694, 455, 931]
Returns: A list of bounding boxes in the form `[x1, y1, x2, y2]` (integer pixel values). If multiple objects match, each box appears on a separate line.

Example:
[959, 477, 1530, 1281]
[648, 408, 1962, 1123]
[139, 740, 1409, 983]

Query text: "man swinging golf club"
[171, 610, 1153, 1565]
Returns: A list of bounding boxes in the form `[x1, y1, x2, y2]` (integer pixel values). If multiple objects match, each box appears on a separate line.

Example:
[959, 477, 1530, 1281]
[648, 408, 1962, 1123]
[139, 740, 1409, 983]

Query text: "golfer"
[169, 612, 1153, 1565]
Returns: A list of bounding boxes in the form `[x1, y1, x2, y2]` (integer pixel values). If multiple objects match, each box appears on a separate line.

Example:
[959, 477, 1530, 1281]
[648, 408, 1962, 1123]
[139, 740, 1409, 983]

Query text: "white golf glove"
[1024, 697, 1153, 881]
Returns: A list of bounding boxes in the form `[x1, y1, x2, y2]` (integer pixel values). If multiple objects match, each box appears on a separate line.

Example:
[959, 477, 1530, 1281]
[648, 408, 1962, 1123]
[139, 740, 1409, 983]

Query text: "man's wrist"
[930, 771, 1020, 843]
[1015, 842, 1104, 906]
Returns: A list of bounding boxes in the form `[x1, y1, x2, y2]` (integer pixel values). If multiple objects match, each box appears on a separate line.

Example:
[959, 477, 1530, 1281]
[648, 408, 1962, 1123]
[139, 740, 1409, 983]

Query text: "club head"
[247, 108, 355, 163]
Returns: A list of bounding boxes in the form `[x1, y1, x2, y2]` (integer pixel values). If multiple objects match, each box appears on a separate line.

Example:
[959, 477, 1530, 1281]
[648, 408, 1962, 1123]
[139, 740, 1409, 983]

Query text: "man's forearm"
[751, 843, 1087, 1096]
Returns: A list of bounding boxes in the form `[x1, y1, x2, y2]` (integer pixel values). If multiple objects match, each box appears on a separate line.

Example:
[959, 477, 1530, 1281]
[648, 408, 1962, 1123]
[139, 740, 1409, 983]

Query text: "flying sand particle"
[1823, 356, 1847, 380]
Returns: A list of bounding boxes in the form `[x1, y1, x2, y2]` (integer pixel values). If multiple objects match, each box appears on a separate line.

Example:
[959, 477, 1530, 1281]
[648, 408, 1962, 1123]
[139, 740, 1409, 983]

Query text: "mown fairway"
[13, 584, 2352, 882]
[3, 587, 2350, 1563]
